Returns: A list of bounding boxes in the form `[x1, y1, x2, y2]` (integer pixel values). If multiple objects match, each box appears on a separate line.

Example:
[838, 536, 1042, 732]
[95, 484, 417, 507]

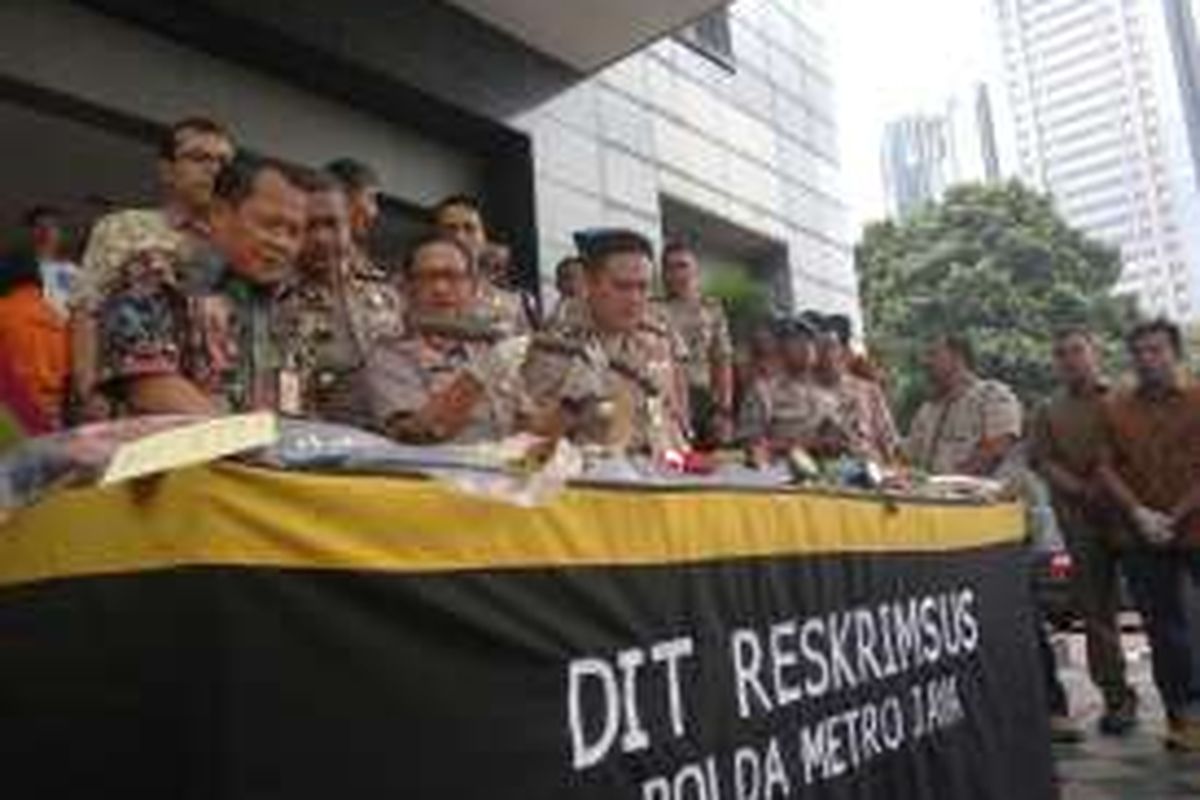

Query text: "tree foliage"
[856, 181, 1137, 425]
[704, 261, 772, 340]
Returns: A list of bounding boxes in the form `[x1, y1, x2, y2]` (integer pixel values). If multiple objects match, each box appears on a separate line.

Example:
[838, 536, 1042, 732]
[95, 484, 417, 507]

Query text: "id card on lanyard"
[277, 368, 303, 416]
[238, 281, 300, 415]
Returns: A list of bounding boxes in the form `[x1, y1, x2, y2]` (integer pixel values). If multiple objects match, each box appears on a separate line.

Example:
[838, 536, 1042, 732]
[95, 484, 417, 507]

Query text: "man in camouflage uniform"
[275, 170, 402, 428]
[433, 194, 533, 336]
[654, 241, 734, 447]
[905, 334, 1023, 476]
[70, 116, 235, 420]
[367, 235, 519, 444]
[522, 230, 686, 455]
[738, 318, 847, 465]
[97, 156, 307, 416]
[545, 255, 586, 331]
[325, 159, 396, 280]
[812, 314, 900, 464]
[548, 249, 691, 435]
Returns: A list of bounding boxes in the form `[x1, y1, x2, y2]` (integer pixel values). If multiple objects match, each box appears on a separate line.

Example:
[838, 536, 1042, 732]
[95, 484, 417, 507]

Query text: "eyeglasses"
[411, 269, 472, 286]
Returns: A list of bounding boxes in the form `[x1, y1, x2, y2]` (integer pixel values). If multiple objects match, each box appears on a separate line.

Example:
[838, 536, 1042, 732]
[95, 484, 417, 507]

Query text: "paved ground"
[1052, 633, 1200, 799]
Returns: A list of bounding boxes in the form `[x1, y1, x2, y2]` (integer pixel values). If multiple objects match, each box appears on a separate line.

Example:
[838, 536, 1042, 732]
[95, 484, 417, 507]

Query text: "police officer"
[905, 333, 1022, 476]
[275, 170, 403, 428]
[738, 318, 847, 466]
[366, 234, 521, 444]
[654, 240, 734, 447]
[324, 158, 391, 281]
[811, 313, 900, 464]
[522, 229, 686, 455]
[545, 254, 587, 331]
[433, 194, 534, 336]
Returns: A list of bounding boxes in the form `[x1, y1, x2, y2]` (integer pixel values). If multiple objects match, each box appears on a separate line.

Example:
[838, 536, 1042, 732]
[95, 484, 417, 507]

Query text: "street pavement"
[1053, 633, 1200, 799]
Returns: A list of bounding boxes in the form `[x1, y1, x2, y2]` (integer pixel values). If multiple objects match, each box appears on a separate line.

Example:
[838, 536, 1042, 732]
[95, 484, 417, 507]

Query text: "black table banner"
[0, 464, 1053, 799]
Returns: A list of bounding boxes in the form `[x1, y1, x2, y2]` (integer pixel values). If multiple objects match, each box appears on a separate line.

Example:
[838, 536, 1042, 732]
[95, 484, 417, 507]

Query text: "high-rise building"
[0, 0, 855, 326]
[881, 115, 955, 218]
[958, 83, 1005, 185]
[993, 0, 1200, 319]
[880, 83, 1003, 219]
[518, 0, 857, 322]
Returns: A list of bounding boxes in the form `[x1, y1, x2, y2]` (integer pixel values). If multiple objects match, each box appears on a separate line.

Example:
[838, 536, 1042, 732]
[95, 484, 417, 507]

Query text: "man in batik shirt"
[71, 116, 235, 420]
[97, 156, 306, 416]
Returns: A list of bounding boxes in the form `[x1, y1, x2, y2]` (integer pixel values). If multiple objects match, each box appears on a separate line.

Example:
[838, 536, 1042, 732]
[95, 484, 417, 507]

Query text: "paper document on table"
[101, 413, 279, 486]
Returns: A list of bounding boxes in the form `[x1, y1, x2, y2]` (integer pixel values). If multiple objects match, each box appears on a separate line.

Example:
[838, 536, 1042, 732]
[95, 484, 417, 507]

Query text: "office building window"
[676, 9, 735, 70]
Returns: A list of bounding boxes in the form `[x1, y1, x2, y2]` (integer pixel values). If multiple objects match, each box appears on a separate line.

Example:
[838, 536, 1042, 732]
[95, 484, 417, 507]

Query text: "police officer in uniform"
[654, 240, 734, 448]
[275, 170, 403, 428]
[433, 194, 534, 336]
[738, 318, 847, 465]
[367, 234, 522, 444]
[545, 255, 587, 331]
[522, 229, 686, 455]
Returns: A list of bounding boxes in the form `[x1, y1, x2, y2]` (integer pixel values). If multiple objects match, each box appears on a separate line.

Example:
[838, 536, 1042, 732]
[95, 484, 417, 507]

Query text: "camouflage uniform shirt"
[522, 318, 685, 453]
[275, 260, 403, 428]
[654, 296, 733, 390]
[475, 282, 531, 337]
[825, 374, 901, 463]
[366, 332, 515, 444]
[738, 374, 844, 446]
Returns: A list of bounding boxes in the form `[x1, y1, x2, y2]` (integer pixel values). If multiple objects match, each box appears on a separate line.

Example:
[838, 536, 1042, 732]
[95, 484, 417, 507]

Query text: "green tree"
[703, 261, 771, 340]
[857, 181, 1137, 426]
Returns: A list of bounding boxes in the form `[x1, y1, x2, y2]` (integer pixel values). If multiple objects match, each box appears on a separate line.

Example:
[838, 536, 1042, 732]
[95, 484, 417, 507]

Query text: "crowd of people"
[0, 114, 1199, 753]
[0, 115, 904, 462]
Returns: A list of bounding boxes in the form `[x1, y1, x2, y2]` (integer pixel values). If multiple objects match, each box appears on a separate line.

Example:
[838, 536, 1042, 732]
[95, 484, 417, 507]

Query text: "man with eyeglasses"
[69, 116, 235, 421]
[366, 234, 522, 444]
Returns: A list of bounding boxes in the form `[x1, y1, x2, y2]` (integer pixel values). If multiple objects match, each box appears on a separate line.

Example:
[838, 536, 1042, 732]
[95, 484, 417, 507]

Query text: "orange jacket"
[0, 285, 68, 428]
